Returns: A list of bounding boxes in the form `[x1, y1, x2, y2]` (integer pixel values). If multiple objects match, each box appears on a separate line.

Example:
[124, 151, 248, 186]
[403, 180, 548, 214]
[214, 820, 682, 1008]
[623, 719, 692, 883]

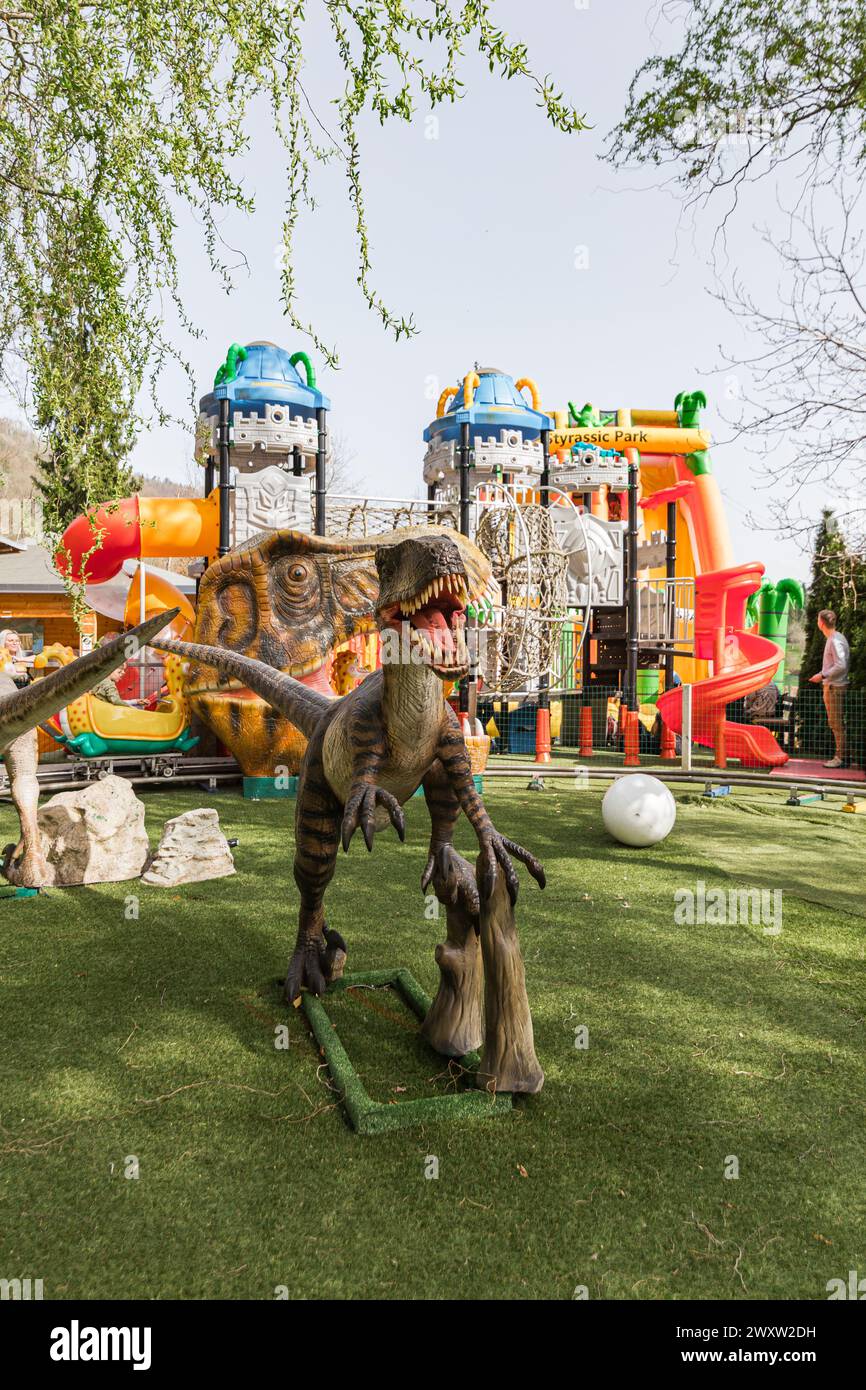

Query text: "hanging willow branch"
[0, 0, 587, 545]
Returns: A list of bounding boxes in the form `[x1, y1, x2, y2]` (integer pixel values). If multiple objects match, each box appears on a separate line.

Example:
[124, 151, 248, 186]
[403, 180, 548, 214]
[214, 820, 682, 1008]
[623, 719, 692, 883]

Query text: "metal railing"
[636, 575, 695, 650]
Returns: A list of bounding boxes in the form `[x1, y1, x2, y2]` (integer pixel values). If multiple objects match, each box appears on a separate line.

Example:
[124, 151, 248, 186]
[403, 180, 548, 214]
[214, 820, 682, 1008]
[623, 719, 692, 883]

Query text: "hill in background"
[0, 418, 199, 567]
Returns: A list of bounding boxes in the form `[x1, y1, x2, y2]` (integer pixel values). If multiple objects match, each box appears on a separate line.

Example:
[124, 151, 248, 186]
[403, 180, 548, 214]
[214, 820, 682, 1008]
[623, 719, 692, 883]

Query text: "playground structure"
[51, 344, 837, 780]
[420, 374, 793, 770]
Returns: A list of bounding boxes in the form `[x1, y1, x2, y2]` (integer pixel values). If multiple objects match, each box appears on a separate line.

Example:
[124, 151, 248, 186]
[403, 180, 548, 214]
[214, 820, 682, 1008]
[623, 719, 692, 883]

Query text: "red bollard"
[624, 710, 640, 766]
[713, 625, 727, 770]
[579, 704, 593, 757]
[660, 718, 677, 760]
[535, 706, 551, 764]
[616, 699, 627, 745]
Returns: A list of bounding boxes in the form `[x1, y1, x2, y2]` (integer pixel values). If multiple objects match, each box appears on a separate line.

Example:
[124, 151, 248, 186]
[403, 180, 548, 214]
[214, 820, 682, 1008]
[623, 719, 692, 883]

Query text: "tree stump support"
[421, 846, 483, 1058]
[422, 846, 544, 1094]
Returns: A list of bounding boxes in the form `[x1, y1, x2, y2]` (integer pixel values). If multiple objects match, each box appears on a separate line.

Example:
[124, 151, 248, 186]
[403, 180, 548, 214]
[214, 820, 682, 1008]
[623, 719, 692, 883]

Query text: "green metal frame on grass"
[302, 967, 511, 1134]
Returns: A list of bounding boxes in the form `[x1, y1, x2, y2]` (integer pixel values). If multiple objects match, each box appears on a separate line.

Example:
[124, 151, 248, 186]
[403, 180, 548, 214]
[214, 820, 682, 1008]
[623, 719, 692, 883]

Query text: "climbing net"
[326, 488, 575, 694]
[326, 494, 457, 539]
[473, 498, 569, 693]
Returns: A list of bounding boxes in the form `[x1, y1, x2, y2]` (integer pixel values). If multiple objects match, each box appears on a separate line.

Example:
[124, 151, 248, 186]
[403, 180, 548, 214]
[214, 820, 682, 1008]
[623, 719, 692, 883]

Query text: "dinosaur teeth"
[288, 659, 321, 678]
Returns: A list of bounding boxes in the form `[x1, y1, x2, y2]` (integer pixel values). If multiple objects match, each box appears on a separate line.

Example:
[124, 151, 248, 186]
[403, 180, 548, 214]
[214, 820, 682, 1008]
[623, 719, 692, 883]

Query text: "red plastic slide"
[657, 563, 788, 769]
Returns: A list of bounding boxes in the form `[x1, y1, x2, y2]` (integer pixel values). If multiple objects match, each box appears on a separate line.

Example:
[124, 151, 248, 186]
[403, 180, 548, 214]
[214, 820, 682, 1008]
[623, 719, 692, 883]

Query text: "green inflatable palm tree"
[746, 579, 806, 686]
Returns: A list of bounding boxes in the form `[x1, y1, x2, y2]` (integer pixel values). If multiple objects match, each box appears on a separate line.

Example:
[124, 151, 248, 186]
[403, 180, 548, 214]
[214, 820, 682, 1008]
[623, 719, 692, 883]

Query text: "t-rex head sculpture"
[188, 529, 381, 776]
[375, 529, 492, 681]
[186, 525, 490, 777]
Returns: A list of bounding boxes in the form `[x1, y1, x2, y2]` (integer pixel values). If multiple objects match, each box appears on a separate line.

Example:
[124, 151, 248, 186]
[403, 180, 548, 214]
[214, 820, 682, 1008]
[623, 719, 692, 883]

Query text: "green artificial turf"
[0, 780, 863, 1300]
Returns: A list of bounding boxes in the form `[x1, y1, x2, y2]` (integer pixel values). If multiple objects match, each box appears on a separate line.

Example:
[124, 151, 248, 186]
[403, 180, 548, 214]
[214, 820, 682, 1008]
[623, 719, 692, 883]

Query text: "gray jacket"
[822, 631, 850, 687]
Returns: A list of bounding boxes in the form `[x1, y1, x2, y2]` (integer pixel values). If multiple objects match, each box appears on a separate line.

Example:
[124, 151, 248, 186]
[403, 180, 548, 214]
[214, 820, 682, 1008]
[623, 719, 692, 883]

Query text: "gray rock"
[142, 807, 235, 887]
[18, 774, 150, 886]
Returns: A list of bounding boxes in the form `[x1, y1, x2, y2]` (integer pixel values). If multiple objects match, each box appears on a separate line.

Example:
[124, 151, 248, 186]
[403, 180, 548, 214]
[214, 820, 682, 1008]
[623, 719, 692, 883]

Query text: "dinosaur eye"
[271, 554, 321, 624]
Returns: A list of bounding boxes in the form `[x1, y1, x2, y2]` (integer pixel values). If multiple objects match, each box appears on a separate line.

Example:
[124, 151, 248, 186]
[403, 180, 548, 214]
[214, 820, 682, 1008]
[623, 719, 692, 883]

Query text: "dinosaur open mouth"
[379, 572, 470, 676]
[186, 659, 334, 702]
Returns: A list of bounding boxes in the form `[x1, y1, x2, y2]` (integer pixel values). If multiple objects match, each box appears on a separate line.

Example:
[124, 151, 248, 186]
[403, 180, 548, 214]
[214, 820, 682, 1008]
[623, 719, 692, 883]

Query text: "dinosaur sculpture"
[568, 401, 615, 428]
[187, 528, 387, 776]
[188, 524, 495, 776]
[156, 529, 545, 1002]
[1, 612, 177, 886]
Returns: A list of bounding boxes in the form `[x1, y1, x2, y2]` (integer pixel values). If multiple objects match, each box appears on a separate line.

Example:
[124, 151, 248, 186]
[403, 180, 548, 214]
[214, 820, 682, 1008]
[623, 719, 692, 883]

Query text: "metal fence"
[476, 682, 866, 771]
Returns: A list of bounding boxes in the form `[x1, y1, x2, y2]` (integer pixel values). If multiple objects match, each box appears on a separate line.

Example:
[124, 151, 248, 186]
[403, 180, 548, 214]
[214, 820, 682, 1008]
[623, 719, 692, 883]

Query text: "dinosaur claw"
[340, 788, 365, 852]
[476, 829, 544, 904]
[285, 927, 348, 1002]
[285, 955, 320, 1002]
[427, 843, 481, 916]
[323, 927, 347, 983]
[343, 783, 406, 854]
[501, 835, 546, 891]
[374, 787, 404, 842]
[421, 854, 435, 894]
[433, 843, 449, 875]
[479, 844, 498, 902]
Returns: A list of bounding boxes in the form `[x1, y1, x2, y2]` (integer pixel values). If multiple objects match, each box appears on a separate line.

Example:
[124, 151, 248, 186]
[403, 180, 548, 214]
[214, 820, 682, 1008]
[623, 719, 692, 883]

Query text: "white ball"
[602, 774, 676, 847]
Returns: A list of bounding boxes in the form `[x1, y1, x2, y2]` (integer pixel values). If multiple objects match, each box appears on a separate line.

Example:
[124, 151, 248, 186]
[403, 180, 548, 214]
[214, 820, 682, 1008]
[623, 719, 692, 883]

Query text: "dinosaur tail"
[152, 637, 333, 740]
[0, 610, 179, 752]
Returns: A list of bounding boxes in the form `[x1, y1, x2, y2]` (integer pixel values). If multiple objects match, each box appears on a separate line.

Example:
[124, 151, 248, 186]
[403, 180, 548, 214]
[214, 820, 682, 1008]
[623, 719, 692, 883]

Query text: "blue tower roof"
[199, 341, 330, 418]
[423, 367, 552, 445]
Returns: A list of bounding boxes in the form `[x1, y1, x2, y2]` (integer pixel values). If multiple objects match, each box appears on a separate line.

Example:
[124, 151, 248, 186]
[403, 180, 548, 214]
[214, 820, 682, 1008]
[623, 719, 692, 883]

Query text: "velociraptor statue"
[156, 530, 545, 1000]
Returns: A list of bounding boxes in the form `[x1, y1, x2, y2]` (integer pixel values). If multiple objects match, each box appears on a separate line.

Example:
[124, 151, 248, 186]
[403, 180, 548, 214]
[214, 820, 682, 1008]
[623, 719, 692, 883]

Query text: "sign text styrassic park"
[549, 426, 710, 455]
[551, 428, 649, 448]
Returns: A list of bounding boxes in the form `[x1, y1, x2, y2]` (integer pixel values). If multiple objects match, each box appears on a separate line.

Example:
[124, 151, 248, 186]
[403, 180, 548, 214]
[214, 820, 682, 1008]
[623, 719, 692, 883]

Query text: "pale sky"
[126, 3, 826, 581]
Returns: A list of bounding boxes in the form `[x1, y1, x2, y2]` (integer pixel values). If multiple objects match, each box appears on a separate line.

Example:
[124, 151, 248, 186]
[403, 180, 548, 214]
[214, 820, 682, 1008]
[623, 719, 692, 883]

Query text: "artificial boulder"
[12, 774, 150, 887]
[142, 807, 235, 888]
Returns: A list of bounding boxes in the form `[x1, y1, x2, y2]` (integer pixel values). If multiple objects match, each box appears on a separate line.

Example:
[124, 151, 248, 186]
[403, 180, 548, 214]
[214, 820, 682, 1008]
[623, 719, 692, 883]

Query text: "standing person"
[808, 610, 850, 768]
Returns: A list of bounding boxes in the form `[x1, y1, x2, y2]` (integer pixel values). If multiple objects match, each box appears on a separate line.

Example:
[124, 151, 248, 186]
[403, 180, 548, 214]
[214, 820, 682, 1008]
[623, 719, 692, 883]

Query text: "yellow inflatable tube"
[550, 425, 711, 455]
[138, 493, 220, 563]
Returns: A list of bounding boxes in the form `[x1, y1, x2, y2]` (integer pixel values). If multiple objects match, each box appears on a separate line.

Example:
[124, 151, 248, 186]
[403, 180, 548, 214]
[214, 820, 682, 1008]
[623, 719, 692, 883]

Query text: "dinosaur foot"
[421, 843, 480, 918]
[285, 927, 347, 1005]
[477, 828, 546, 905]
[341, 783, 405, 852]
[2, 844, 51, 889]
